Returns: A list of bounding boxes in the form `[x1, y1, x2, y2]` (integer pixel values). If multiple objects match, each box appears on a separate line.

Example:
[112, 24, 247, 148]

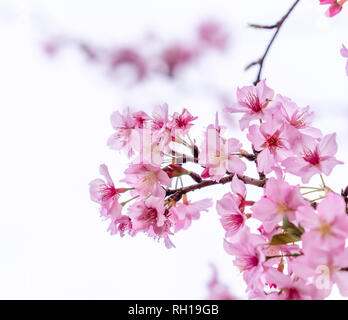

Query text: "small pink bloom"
[271, 95, 322, 147]
[168, 108, 198, 136]
[341, 44, 348, 76]
[225, 79, 275, 130]
[108, 215, 133, 237]
[151, 104, 172, 151]
[217, 192, 246, 238]
[123, 164, 171, 198]
[265, 268, 326, 300]
[199, 115, 246, 181]
[170, 198, 212, 232]
[128, 197, 174, 248]
[320, 0, 346, 17]
[282, 133, 343, 183]
[252, 177, 306, 233]
[291, 247, 348, 297]
[230, 175, 254, 212]
[89, 164, 123, 220]
[247, 118, 291, 174]
[296, 192, 348, 251]
[224, 227, 266, 295]
[199, 134, 246, 181]
[107, 107, 150, 157]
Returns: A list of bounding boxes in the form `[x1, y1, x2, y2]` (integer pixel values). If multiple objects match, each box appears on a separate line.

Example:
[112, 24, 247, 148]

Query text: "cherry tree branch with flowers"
[90, 0, 348, 300]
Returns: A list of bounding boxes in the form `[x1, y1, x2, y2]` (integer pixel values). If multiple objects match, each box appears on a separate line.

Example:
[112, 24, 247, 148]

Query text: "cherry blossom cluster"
[90, 77, 348, 299]
[44, 20, 229, 83]
[319, 0, 347, 17]
[90, 104, 214, 248]
[219, 80, 347, 299]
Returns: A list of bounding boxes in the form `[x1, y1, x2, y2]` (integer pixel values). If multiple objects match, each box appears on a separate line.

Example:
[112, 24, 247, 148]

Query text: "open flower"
[217, 192, 246, 238]
[271, 95, 322, 148]
[224, 227, 266, 295]
[123, 164, 171, 198]
[296, 192, 348, 251]
[168, 108, 198, 136]
[225, 79, 274, 130]
[282, 133, 343, 183]
[264, 268, 326, 300]
[128, 197, 174, 248]
[170, 198, 212, 232]
[291, 247, 348, 297]
[252, 177, 306, 233]
[89, 164, 124, 221]
[199, 117, 246, 181]
[247, 118, 291, 174]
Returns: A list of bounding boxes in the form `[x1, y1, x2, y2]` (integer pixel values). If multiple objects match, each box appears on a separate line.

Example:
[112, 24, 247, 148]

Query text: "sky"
[0, 0, 347, 299]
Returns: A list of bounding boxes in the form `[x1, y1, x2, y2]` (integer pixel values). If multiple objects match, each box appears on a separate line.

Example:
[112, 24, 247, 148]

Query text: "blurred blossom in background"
[0, 0, 347, 299]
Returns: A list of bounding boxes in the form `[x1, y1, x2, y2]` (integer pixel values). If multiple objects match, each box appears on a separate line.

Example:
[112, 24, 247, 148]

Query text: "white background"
[0, 0, 347, 299]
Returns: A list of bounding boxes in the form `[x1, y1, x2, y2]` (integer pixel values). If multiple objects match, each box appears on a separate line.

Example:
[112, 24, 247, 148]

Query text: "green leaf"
[269, 233, 301, 245]
[281, 217, 305, 238]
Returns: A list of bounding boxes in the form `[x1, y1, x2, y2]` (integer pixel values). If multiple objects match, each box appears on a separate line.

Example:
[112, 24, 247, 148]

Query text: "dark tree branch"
[246, 0, 301, 85]
[166, 173, 266, 201]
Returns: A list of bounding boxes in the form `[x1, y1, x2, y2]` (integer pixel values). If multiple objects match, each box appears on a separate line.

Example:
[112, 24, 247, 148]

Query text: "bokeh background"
[0, 0, 347, 299]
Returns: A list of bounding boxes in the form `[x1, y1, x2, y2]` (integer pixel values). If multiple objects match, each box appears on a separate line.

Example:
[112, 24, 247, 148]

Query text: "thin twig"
[246, 0, 301, 85]
[166, 173, 266, 201]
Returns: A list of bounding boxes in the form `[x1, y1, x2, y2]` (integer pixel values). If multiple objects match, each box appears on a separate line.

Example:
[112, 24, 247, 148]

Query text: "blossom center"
[276, 202, 292, 215]
[317, 221, 332, 237]
[244, 93, 266, 113]
[303, 149, 320, 166]
[101, 185, 117, 201]
[262, 131, 283, 152]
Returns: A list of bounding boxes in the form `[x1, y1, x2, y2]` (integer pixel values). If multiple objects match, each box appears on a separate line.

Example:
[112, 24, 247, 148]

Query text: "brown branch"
[246, 0, 301, 85]
[166, 173, 266, 201]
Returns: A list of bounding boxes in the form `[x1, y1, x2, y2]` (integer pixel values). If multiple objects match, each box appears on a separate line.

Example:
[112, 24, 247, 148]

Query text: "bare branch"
[246, 0, 301, 85]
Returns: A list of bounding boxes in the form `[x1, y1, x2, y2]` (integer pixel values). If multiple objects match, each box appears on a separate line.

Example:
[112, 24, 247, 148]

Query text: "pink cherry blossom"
[270, 95, 322, 148]
[264, 268, 326, 300]
[225, 79, 275, 130]
[170, 198, 212, 232]
[151, 104, 173, 152]
[319, 0, 346, 17]
[217, 193, 246, 238]
[89, 164, 124, 221]
[128, 196, 174, 248]
[224, 227, 266, 295]
[291, 247, 348, 297]
[296, 192, 348, 251]
[199, 115, 246, 181]
[341, 44, 348, 76]
[282, 133, 343, 183]
[107, 107, 151, 157]
[168, 108, 198, 136]
[252, 177, 306, 233]
[230, 175, 254, 212]
[108, 215, 133, 237]
[247, 117, 291, 174]
[199, 134, 246, 181]
[123, 164, 171, 198]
